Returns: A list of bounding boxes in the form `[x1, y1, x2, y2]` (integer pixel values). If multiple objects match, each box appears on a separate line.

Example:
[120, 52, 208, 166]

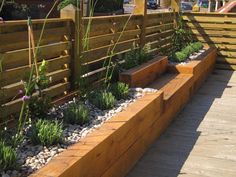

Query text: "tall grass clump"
[0, 141, 17, 171]
[110, 82, 129, 100]
[63, 103, 90, 125]
[30, 119, 63, 146]
[89, 90, 116, 110]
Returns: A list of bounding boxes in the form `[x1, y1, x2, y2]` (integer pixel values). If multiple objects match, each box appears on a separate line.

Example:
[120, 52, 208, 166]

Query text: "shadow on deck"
[127, 69, 236, 177]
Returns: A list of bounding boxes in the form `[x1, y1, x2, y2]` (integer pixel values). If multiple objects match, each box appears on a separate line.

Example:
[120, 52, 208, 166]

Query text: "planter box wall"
[119, 56, 168, 87]
[168, 47, 217, 92]
[32, 92, 164, 177]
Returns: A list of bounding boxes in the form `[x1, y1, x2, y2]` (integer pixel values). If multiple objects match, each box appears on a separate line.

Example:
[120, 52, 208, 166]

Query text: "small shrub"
[173, 51, 187, 62]
[89, 90, 116, 110]
[138, 43, 152, 64]
[122, 43, 153, 70]
[0, 141, 17, 171]
[30, 119, 63, 146]
[110, 82, 129, 100]
[64, 103, 90, 125]
[182, 45, 194, 57]
[28, 96, 51, 118]
[122, 47, 139, 70]
[191, 42, 203, 52]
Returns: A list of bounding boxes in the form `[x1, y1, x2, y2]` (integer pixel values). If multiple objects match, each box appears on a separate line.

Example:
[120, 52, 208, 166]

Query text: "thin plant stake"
[28, 18, 39, 79]
[27, 18, 32, 67]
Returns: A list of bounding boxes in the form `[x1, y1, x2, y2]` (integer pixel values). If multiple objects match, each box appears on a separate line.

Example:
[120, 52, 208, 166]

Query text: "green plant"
[89, 90, 116, 110]
[30, 119, 63, 146]
[190, 42, 203, 52]
[122, 45, 139, 70]
[110, 82, 129, 100]
[14, 1, 59, 147]
[138, 43, 152, 64]
[28, 95, 51, 118]
[64, 103, 90, 125]
[0, 141, 17, 171]
[122, 43, 153, 70]
[182, 45, 194, 57]
[172, 16, 193, 52]
[173, 51, 187, 62]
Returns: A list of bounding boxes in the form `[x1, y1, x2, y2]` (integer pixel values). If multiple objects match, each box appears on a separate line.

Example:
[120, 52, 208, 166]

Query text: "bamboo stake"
[28, 18, 32, 67]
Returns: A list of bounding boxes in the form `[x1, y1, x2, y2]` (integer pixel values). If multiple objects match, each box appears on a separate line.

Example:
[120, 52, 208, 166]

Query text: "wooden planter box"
[119, 56, 168, 88]
[168, 47, 217, 92]
[30, 48, 216, 177]
[31, 92, 164, 177]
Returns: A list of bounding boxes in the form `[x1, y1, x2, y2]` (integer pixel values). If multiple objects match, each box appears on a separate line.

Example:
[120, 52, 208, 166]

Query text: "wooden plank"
[119, 56, 168, 87]
[145, 30, 174, 43]
[87, 29, 140, 50]
[0, 55, 70, 101]
[186, 22, 236, 30]
[0, 82, 70, 118]
[145, 23, 174, 35]
[31, 92, 164, 177]
[82, 38, 139, 63]
[183, 15, 236, 24]
[217, 57, 236, 65]
[216, 64, 236, 70]
[1, 41, 71, 70]
[84, 16, 142, 37]
[0, 26, 68, 46]
[195, 36, 236, 44]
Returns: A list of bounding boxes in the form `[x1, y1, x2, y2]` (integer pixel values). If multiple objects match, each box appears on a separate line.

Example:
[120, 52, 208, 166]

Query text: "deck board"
[127, 70, 236, 177]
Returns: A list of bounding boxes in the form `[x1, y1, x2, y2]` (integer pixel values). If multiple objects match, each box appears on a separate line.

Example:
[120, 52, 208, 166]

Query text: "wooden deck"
[127, 70, 236, 177]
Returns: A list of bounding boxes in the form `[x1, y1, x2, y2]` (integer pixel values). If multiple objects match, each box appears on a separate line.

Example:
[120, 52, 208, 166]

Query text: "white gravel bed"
[1, 88, 158, 177]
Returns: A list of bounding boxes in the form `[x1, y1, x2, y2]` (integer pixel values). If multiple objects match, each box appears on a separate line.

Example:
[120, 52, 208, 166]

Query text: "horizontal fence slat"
[1, 41, 71, 70]
[0, 82, 70, 119]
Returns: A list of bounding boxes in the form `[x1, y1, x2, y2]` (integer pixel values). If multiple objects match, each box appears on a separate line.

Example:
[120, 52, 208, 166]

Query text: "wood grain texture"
[119, 56, 168, 87]
[127, 70, 236, 177]
[31, 92, 164, 177]
[183, 12, 236, 70]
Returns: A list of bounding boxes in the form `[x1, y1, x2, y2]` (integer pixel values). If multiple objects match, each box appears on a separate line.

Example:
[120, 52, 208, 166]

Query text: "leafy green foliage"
[57, 0, 79, 10]
[89, 90, 116, 110]
[122, 45, 139, 70]
[64, 103, 90, 125]
[30, 119, 63, 146]
[23, 60, 51, 118]
[138, 43, 152, 64]
[191, 42, 203, 52]
[110, 82, 129, 100]
[0, 141, 17, 171]
[28, 96, 51, 118]
[182, 45, 194, 57]
[173, 51, 187, 62]
[172, 16, 193, 52]
[122, 43, 152, 70]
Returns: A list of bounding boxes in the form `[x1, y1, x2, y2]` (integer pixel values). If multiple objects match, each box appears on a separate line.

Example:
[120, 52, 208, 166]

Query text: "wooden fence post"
[134, 0, 147, 48]
[171, 0, 180, 12]
[60, 4, 83, 89]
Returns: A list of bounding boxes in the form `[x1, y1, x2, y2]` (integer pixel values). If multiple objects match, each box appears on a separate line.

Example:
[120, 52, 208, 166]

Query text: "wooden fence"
[183, 12, 236, 70]
[0, 12, 176, 124]
[0, 19, 72, 124]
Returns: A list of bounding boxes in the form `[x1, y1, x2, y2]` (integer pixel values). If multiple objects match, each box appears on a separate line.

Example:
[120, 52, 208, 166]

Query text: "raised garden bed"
[31, 91, 164, 177]
[119, 56, 168, 87]
[28, 48, 217, 177]
[168, 47, 217, 92]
